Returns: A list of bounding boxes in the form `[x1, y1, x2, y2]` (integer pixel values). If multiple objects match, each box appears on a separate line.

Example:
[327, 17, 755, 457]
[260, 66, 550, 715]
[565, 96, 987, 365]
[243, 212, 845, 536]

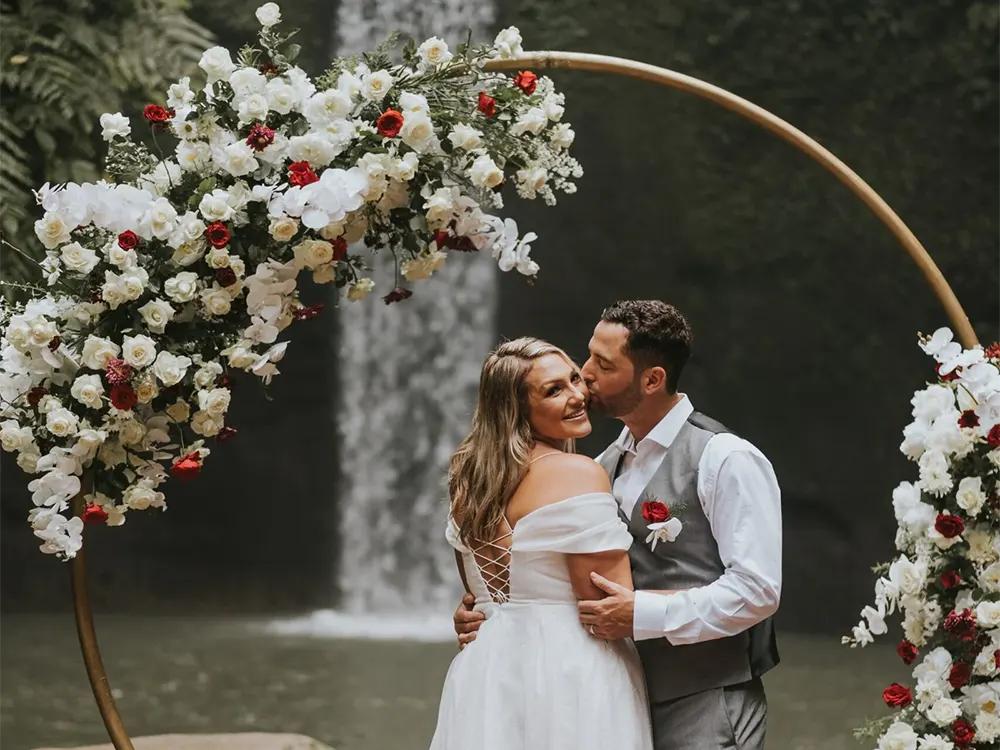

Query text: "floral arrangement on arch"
[0, 3, 581, 559]
[844, 329, 1000, 749]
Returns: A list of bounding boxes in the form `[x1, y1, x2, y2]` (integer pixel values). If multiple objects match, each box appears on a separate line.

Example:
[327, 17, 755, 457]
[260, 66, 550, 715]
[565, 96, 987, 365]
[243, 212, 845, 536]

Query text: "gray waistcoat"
[598, 411, 779, 703]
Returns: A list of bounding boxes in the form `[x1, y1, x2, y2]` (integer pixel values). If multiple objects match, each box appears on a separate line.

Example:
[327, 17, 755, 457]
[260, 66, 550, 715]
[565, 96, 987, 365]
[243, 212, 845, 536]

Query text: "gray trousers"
[650, 678, 767, 750]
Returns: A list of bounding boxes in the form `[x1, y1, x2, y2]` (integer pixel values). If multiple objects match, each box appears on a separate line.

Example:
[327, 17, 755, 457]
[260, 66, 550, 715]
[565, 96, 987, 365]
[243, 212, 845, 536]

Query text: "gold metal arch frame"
[73, 51, 979, 750]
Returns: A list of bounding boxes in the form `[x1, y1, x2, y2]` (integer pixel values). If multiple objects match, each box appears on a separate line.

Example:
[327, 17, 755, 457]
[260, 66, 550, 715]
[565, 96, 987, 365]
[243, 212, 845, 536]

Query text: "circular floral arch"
[486, 51, 977, 349]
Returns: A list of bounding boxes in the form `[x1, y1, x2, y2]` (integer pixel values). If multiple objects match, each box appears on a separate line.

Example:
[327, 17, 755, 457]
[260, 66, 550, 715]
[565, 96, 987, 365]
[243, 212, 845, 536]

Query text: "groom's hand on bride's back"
[454, 593, 485, 649]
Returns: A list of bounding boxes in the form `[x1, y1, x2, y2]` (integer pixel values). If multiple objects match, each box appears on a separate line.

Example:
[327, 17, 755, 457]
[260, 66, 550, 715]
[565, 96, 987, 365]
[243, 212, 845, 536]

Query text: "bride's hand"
[454, 593, 485, 649]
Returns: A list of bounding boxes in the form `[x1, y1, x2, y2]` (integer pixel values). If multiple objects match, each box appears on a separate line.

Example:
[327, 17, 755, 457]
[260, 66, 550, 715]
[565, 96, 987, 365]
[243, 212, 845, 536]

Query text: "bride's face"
[523, 353, 592, 442]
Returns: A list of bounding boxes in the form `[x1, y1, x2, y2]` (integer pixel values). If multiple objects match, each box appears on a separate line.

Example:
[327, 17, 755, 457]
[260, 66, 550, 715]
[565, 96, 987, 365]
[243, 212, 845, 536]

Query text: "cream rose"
[293, 239, 335, 270]
[269, 216, 300, 242]
[165, 399, 191, 423]
[152, 351, 192, 387]
[122, 335, 157, 368]
[70, 374, 105, 409]
[197, 387, 231, 417]
[60, 242, 100, 275]
[191, 410, 223, 437]
[46, 407, 80, 438]
[347, 278, 375, 302]
[138, 299, 175, 335]
[165, 272, 200, 303]
[81, 336, 120, 370]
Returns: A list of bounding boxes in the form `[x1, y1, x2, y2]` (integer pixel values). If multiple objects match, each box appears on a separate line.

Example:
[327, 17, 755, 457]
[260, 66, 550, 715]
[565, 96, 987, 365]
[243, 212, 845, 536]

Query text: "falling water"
[333, 0, 498, 617]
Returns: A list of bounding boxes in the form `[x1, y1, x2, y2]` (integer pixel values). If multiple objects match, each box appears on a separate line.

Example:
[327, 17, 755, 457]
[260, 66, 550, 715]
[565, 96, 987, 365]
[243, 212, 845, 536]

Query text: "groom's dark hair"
[600, 300, 692, 393]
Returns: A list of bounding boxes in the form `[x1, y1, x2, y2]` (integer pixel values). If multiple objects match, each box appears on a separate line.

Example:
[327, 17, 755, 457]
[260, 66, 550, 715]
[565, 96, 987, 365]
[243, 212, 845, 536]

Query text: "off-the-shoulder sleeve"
[512, 493, 633, 554]
[445, 515, 469, 552]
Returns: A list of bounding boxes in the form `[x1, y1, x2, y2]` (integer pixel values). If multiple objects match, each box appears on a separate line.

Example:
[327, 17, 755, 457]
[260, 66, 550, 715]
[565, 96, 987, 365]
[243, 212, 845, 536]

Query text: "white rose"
[73, 429, 106, 458]
[417, 37, 453, 68]
[926, 697, 962, 727]
[544, 95, 565, 122]
[198, 387, 231, 417]
[228, 257, 246, 279]
[135, 378, 159, 404]
[549, 123, 575, 149]
[164, 272, 200, 303]
[98, 441, 126, 468]
[493, 27, 523, 59]
[470, 154, 505, 189]
[347, 278, 375, 302]
[199, 46, 237, 84]
[166, 77, 195, 110]
[447, 123, 483, 150]
[303, 90, 352, 126]
[956, 476, 986, 517]
[255, 2, 281, 27]
[312, 264, 336, 284]
[152, 351, 192, 387]
[912, 384, 956, 422]
[70, 374, 105, 409]
[17, 451, 41, 473]
[287, 133, 337, 166]
[122, 335, 157, 368]
[888, 556, 927, 597]
[0, 421, 32, 452]
[202, 288, 233, 317]
[123, 479, 165, 510]
[165, 399, 191, 423]
[60, 242, 100, 275]
[46, 407, 79, 438]
[81, 336, 120, 370]
[293, 239, 334, 270]
[976, 601, 1000, 628]
[193, 362, 223, 389]
[511, 107, 548, 136]
[28, 317, 59, 347]
[516, 166, 548, 193]
[423, 187, 454, 228]
[34, 213, 72, 249]
[105, 243, 137, 269]
[37, 395, 60, 414]
[229, 67, 267, 98]
[876, 721, 918, 750]
[119, 268, 148, 302]
[99, 112, 131, 141]
[191, 410, 223, 437]
[980, 562, 1000, 593]
[171, 241, 207, 267]
[390, 152, 419, 182]
[138, 299, 175, 335]
[140, 197, 178, 241]
[218, 142, 259, 177]
[362, 70, 393, 101]
[400, 111, 436, 152]
[398, 91, 429, 113]
[265, 79, 298, 114]
[224, 344, 258, 369]
[269, 216, 300, 242]
[199, 189, 235, 222]
[205, 247, 231, 269]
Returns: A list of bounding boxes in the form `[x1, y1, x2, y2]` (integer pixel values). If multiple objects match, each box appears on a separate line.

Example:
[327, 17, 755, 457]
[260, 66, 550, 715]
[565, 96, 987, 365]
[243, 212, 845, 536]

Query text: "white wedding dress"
[429, 492, 654, 750]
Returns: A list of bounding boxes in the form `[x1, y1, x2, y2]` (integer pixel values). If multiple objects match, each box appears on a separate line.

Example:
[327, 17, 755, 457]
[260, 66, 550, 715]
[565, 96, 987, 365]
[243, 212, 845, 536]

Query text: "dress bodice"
[447, 493, 633, 607]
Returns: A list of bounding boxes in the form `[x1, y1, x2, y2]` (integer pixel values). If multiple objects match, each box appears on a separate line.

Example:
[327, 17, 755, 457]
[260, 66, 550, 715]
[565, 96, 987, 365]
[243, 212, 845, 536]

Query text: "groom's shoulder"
[687, 410, 736, 437]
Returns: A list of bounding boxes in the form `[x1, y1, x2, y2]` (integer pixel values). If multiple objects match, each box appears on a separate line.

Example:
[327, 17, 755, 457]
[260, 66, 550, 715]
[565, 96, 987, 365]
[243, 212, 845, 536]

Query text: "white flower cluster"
[0, 7, 579, 559]
[844, 329, 1000, 748]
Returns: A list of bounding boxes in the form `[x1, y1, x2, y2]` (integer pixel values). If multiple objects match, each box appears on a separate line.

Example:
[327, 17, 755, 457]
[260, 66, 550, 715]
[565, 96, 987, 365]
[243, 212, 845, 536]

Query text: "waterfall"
[333, 0, 498, 615]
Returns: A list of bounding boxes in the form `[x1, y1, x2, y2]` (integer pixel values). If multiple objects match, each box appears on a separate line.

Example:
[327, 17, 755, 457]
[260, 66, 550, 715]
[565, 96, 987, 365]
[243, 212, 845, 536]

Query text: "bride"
[428, 337, 653, 750]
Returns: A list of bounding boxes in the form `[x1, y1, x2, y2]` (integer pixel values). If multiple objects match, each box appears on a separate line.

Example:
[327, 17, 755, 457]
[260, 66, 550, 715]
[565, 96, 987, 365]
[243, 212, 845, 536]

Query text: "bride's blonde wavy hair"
[449, 336, 576, 547]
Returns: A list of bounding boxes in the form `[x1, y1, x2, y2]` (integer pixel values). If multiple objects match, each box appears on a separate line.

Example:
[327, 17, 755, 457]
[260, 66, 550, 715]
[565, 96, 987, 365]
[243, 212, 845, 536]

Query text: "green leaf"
[34, 128, 56, 155]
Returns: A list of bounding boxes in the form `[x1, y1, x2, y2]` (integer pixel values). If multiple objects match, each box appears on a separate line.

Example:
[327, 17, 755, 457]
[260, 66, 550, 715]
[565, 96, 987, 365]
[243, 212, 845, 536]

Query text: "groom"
[453, 300, 782, 750]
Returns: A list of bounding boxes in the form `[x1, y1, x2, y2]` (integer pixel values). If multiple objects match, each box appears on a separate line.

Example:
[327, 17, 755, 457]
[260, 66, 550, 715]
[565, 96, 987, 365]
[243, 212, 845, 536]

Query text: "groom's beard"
[591, 379, 643, 419]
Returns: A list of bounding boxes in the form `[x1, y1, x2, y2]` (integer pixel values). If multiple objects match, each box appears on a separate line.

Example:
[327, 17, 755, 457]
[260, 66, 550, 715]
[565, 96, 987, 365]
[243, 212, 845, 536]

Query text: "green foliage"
[0, 0, 214, 288]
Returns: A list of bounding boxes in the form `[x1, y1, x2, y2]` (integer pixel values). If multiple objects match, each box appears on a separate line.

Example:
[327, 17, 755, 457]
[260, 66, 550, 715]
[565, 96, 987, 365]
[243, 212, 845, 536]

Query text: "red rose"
[288, 161, 319, 186]
[383, 287, 413, 305]
[944, 608, 978, 643]
[958, 409, 980, 428]
[204, 221, 231, 248]
[477, 91, 496, 117]
[27, 387, 47, 408]
[948, 661, 971, 689]
[988, 424, 1000, 449]
[953, 719, 975, 747]
[82, 504, 108, 525]
[935, 513, 965, 538]
[110, 384, 138, 411]
[642, 501, 670, 523]
[332, 237, 348, 261]
[214, 267, 237, 287]
[245, 122, 276, 151]
[143, 104, 172, 123]
[986, 342, 1000, 360]
[104, 359, 134, 385]
[513, 70, 538, 95]
[376, 109, 404, 138]
[896, 640, 918, 665]
[118, 230, 140, 250]
[217, 426, 238, 442]
[882, 683, 912, 708]
[941, 570, 962, 589]
[171, 452, 202, 481]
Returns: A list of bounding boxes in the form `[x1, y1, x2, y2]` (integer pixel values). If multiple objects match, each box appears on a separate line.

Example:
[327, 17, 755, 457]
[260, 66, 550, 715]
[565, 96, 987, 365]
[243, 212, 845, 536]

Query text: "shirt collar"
[613, 395, 693, 454]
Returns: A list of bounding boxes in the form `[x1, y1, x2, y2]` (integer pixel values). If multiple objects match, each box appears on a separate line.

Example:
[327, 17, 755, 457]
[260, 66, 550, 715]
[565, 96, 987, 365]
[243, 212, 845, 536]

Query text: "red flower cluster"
[953, 719, 975, 747]
[104, 359, 134, 385]
[943, 608, 978, 643]
[288, 161, 319, 186]
[642, 501, 670, 523]
[513, 70, 537, 95]
[217, 426, 238, 442]
[383, 287, 413, 305]
[958, 409, 980, 428]
[110, 384, 137, 411]
[293, 303, 325, 322]
[246, 122, 276, 151]
[948, 661, 971, 689]
[376, 109, 404, 138]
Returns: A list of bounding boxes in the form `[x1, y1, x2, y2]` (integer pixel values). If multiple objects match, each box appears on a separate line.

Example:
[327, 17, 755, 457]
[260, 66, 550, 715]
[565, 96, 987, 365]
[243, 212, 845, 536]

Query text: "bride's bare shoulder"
[510, 453, 612, 519]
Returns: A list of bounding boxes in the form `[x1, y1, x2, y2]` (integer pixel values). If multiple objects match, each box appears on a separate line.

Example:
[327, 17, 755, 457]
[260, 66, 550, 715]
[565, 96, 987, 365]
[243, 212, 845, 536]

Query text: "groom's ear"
[643, 366, 669, 394]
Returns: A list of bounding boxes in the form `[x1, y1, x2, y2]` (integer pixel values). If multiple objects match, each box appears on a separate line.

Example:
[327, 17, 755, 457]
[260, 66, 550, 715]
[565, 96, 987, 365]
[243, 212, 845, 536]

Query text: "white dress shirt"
[596, 396, 782, 645]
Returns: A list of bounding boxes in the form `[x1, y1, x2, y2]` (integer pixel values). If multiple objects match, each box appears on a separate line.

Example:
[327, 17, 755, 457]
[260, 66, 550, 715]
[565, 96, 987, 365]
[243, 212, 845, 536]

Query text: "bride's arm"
[567, 550, 633, 601]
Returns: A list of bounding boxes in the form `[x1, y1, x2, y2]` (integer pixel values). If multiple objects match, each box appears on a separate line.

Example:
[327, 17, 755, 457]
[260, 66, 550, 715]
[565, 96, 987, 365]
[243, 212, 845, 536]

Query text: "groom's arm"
[632, 436, 782, 644]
